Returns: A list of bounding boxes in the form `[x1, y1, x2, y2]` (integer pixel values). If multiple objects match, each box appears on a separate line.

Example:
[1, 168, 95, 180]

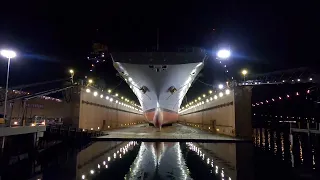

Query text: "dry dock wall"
[79, 88, 145, 130]
[179, 87, 252, 139]
[0, 87, 145, 130]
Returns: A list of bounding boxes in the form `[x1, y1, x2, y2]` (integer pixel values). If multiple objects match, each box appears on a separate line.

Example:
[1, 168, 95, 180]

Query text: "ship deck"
[93, 124, 248, 142]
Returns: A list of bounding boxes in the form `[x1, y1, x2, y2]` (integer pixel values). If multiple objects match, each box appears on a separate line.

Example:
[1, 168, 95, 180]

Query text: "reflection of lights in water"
[186, 142, 232, 180]
[80, 141, 137, 179]
[262, 128, 265, 149]
[299, 137, 304, 164]
[126, 142, 190, 179]
[257, 130, 260, 147]
[281, 132, 285, 160]
[312, 147, 316, 169]
[126, 142, 148, 178]
[176, 143, 188, 180]
[274, 132, 277, 154]
[268, 130, 271, 150]
[289, 134, 294, 168]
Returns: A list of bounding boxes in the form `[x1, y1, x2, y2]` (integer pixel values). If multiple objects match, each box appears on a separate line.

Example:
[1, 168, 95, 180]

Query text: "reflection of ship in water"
[125, 142, 191, 180]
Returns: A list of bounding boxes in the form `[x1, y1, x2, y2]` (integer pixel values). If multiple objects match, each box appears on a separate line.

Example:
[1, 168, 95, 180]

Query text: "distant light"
[128, 77, 133, 82]
[216, 49, 231, 59]
[82, 175, 85, 179]
[241, 69, 248, 76]
[225, 89, 230, 95]
[110, 98, 113, 102]
[88, 79, 93, 84]
[106, 96, 109, 100]
[115, 93, 119, 97]
[218, 84, 224, 89]
[108, 89, 112, 93]
[309, 78, 313, 81]
[0, 49, 16, 59]
[69, 69, 74, 74]
[202, 94, 206, 97]
[90, 170, 94, 174]
[209, 90, 213, 94]
[86, 88, 91, 93]
[219, 92, 223, 97]
[100, 94, 103, 98]
[93, 92, 98, 96]
[297, 79, 300, 82]
[214, 95, 218, 99]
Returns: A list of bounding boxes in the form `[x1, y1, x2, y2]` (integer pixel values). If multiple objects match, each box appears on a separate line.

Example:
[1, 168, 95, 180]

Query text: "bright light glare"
[0, 49, 16, 59]
[93, 92, 98, 96]
[242, 69, 248, 75]
[69, 69, 74, 74]
[218, 84, 224, 89]
[86, 88, 91, 93]
[88, 79, 93, 84]
[216, 49, 230, 59]
[225, 89, 230, 95]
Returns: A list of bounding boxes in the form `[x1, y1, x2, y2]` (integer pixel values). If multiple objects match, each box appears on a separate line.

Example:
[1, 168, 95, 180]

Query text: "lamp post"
[241, 69, 248, 82]
[87, 79, 93, 86]
[69, 69, 74, 83]
[0, 49, 17, 126]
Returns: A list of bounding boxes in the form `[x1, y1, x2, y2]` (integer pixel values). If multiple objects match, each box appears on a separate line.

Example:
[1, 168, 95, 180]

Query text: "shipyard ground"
[93, 123, 248, 142]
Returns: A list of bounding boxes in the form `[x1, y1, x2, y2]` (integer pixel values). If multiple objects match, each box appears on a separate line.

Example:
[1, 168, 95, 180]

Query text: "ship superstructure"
[111, 48, 207, 128]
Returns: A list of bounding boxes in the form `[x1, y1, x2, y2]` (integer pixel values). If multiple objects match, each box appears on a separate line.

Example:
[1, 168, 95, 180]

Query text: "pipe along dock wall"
[179, 87, 252, 139]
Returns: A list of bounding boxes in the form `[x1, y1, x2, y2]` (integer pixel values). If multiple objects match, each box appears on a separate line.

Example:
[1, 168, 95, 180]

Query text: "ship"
[111, 48, 207, 129]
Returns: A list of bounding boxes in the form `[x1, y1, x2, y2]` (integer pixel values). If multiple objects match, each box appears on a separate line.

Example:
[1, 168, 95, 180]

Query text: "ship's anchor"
[168, 86, 177, 94]
[139, 86, 149, 94]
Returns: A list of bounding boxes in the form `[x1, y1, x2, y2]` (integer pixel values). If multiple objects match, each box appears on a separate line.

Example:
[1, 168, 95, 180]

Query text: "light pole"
[0, 49, 17, 126]
[87, 79, 93, 86]
[69, 69, 74, 83]
[241, 69, 248, 82]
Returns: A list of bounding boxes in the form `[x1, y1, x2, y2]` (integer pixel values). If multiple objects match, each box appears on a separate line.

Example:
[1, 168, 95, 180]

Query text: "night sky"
[0, 1, 318, 101]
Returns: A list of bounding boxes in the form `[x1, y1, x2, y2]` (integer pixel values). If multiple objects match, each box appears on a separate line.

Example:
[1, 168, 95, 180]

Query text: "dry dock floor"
[93, 124, 249, 142]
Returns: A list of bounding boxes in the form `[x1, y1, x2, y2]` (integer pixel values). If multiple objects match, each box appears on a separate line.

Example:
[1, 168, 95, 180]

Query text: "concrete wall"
[79, 88, 145, 130]
[179, 87, 252, 139]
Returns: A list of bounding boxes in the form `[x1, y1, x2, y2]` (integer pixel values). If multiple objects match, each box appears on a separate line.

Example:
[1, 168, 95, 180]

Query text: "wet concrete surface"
[94, 124, 247, 142]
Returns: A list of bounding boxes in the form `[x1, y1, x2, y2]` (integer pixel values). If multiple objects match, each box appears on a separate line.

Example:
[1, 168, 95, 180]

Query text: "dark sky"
[0, 0, 319, 100]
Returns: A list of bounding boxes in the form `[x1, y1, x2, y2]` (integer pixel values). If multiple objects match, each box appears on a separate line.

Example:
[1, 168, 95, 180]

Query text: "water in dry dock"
[0, 126, 319, 179]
